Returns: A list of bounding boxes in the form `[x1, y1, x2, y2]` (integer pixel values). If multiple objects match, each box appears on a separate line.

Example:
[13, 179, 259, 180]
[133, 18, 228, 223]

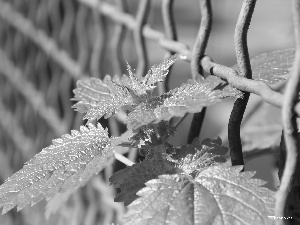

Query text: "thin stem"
[187, 108, 207, 144]
[275, 0, 300, 222]
[187, 0, 212, 144]
[228, 0, 256, 167]
[162, 114, 188, 144]
[174, 113, 188, 130]
[113, 151, 135, 166]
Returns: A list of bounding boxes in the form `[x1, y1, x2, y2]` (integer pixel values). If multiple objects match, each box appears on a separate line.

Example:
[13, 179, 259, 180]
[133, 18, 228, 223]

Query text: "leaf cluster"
[0, 49, 295, 224]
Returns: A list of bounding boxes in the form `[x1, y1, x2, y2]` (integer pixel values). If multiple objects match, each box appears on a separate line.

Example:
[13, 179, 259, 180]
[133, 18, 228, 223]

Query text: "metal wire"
[0, 0, 296, 224]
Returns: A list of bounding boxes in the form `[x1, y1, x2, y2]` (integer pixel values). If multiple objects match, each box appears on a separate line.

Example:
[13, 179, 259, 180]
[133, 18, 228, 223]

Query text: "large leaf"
[111, 137, 228, 206]
[72, 54, 242, 127]
[251, 48, 294, 85]
[232, 48, 294, 85]
[72, 77, 133, 123]
[122, 53, 179, 96]
[126, 79, 240, 129]
[168, 137, 228, 174]
[124, 164, 275, 225]
[241, 103, 282, 151]
[0, 123, 113, 214]
[72, 54, 179, 122]
[109, 148, 179, 206]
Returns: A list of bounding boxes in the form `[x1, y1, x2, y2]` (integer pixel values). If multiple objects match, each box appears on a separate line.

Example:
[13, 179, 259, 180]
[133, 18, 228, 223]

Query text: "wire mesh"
[0, 0, 197, 224]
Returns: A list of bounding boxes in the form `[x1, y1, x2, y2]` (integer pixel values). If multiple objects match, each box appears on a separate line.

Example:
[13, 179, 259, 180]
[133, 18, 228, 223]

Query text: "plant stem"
[187, 108, 206, 144]
[275, 0, 300, 223]
[174, 113, 188, 129]
[228, 0, 256, 167]
[187, 0, 212, 143]
[113, 151, 135, 166]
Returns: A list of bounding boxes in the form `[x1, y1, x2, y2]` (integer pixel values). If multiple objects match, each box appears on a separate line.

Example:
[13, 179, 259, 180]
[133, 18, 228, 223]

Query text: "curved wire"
[228, 0, 257, 167]
[187, 0, 212, 144]
[160, 0, 177, 94]
[110, 0, 128, 76]
[134, 0, 150, 78]
[276, 0, 300, 221]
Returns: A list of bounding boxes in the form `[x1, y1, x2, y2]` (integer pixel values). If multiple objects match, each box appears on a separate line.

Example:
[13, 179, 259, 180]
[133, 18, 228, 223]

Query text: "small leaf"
[124, 164, 275, 225]
[232, 48, 294, 85]
[0, 123, 113, 214]
[109, 149, 179, 206]
[129, 125, 156, 148]
[117, 54, 178, 96]
[204, 75, 242, 98]
[127, 122, 176, 149]
[143, 53, 179, 87]
[127, 79, 240, 129]
[168, 137, 228, 174]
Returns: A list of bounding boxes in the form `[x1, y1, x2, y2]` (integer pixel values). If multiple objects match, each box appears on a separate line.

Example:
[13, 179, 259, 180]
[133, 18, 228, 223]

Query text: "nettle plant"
[0, 48, 296, 224]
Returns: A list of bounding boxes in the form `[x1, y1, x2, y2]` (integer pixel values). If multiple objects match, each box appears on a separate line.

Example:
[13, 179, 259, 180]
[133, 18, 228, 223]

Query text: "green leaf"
[169, 137, 228, 174]
[126, 79, 240, 129]
[232, 48, 294, 85]
[72, 54, 179, 122]
[122, 54, 179, 96]
[204, 75, 242, 98]
[124, 122, 176, 149]
[0, 123, 113, 214]
[143, 54, 179, 88]
[72, 76, 134, 122]
[111, 138, 228, 206]
[109, 148, 179, 206]
[124, 164, 275, 225]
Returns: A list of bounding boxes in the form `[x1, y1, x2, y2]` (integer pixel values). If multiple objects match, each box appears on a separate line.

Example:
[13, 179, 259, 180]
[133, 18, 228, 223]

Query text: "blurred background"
[0, 0, 293, 224]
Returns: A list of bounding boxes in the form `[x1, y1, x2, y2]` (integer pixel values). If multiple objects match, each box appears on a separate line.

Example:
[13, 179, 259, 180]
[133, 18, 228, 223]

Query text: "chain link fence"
[0, 0, 295, 224]
[0, 0, 193, 224]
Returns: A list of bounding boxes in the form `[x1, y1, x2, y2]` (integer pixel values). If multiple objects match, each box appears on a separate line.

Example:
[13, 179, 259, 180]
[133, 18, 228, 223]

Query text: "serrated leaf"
[111, 138, 228, 207]
[72, 76, 133, 122]
[0, 123, 113, 214]
[72, 54, 179, 122]
[109, 148, 179, 206]
[232, 48, 294, 85]
[129, 125, 156, 148]
[143, 54, 179, 88]
[251, 48, 294, 85]
[203, 75, 242, 97]
[126, 121, 176, 149]
[123, 54, 178, 96]
[45, 190, 73, 218]
[168, 137, 228, 174]
[241, 103, 282, 151]
[127, 79, 240, 129]
[124, 164, 275, 225]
